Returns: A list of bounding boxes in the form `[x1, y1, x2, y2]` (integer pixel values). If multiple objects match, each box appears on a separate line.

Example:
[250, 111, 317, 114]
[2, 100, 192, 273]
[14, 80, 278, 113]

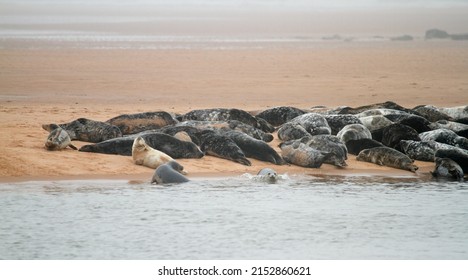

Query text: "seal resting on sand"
[299, 135, 348, 167]
[356, 147, 419, 172]
[44, 124, 77, 151]
[279, 141, 330, 168]
[151, 161, 189, 184]
[42, 118, 122, 143]
[106, 111, 178, 135]
[345, 139, 383, 155]
[419, 129, 468, 150]
[336, 124, 372, 144]
[431, 157, 464, 181]
[132, 136, 175, 169]
[255, 106, 306, 127]
[199, 130, 251, 166]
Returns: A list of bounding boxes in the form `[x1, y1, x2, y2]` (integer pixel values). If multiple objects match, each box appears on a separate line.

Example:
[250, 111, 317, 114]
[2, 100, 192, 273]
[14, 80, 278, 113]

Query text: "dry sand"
[1, 42, 468, 182]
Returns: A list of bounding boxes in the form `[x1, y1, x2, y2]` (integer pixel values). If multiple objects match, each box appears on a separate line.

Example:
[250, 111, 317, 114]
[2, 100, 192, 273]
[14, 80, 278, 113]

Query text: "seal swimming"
[44, 124, 77, 151]
[106, 111, 178, 135]
[132, 136, 175, 169]
[431, 157, 464, 181]
[42, 118, 122, 143]
[151, 161, 189, 184]
[412, 105, 452, 122]
[285, 135, 348, 167]
[356, 147, 418, 172]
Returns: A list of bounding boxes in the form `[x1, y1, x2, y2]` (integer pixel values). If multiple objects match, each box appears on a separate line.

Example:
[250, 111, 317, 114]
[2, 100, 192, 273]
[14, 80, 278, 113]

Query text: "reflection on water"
[0, 175, 467, 259]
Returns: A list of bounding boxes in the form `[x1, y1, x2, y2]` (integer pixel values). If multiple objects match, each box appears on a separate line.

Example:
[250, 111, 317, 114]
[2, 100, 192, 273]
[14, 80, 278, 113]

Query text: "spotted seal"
[323, 114, 363, 135]
[199, 130, 251, 166]
[290, 135, 348, 167]
[132, 136, 175, 169]
[431, 158, 464, 181]
[399, 140, 436, 162]
[180, 108, 274, 132]
[279, 140, 330, 168]
[151, 161, 189, 184]
[79, 132, 204, 158]
[434, 149, 468, 174]
[42, 118, 122, 143]
[433, 120, 468, 138]
[337, 101, 414, 115]
[345, 139, 383, 155]
[337, 124, 372, 144]
[44, 124, 77, 151]
[359, 115, 394, 132]
[106, 111, 178, 135]
[356, 147, 418, 172]
[255, 106, 306, 127]
[381, 124, 420, 151]
[256, 168, 279, 184]
[412, 105, 452, 122]
[438, 105, 468, 121]
[419, 129, 468, 150]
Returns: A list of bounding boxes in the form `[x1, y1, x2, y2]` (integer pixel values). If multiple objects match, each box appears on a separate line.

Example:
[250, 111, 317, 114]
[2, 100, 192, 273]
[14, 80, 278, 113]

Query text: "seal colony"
[42, 102, 468, 183]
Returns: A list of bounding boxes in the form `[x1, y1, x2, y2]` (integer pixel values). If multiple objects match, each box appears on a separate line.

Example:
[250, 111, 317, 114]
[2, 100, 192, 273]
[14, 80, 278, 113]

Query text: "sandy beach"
[1, 41, 467, 182]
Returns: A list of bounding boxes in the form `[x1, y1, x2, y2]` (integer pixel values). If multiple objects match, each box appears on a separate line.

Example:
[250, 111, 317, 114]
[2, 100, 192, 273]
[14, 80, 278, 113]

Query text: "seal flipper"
[68, 143, 78, 150]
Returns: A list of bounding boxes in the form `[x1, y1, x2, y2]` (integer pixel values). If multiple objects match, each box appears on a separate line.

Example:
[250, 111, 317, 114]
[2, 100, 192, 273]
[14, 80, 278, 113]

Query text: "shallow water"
[0, 175, 467, 260]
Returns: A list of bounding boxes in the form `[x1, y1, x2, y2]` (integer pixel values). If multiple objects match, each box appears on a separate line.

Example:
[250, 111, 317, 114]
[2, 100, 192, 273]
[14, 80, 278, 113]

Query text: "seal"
[356, 147, 419, 172]
[438, 105, 468, 121]
[381, 123, 420, 151]
[355, 108, 413, 118]
[323, 114, 363, 135]
[255, 106, 306, 127]
[277, 122, 310, 141]
[79, 132, 204, 158]
[359, 115, 394, 132]
[42, 118, 122, 143]
[345, 139, 383, 155]
[431, 157, 464, 181]
[106, 111, 178, 135]
[302, 135, 348, 167]
[412, 105, 452, 122]
[199, 130, 251, 166]
[151, 161, 189, 184]
[277, 113, 331, 141]
[384, 114, 432, 133]
[419, 129, 468, 150]
[256, 168, 279, 184]
[337, 101, 415, 115]
[336, 124, 372, 144]
[434, 149, 468, 174]
[279, 140, 330, 168]
[434, 120, 468, 138]
[180, 108, 275, 132]
[157, 125, 202, 145]
[132, 136, 174, 169]
[44, 124, 77, 151]
[220, 129, 285, 165]
[399, 140, 436, 162]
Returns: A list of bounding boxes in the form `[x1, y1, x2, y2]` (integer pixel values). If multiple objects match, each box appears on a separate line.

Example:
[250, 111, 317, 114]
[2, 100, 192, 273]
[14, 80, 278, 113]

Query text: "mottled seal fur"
[431, 158, 464, 181]
[79, 132, 204, 158]
[419, 129, 468, 150]
[399, 140, 436, 162]
[434, 149, 468, 174]
[106, 111, 178, 135]
[132, 136, 174, 169]
[384, 114, 432, 133]
[44, 124, 77, 151]
[277, 113, 331, 141]
[289, 135, 348, 167]
[256, 106, 306, 127]
[356, 147, 418, 172]
[323, 114, 363, 135]
[220, 129, 285, 165]
[180, 108, 274, 132]
[412, 105, 452, 122]
[256, 168, 279, 184]
[279, 141, 330, 168]
[157, 125, 202, 145]
[438, 105, 468, 121]
[151, 161, 189, 184]
[42, 118, 122, 143]
[337, 124, 372, 144]
[381, 124, 420, 151]
[337, 101, 414, 115]
[355, 109, 413, 119]
[359, 115, 394, 132]
[277, 122, 310, 141]
[434, 120, 468, 138]
[199, 130, 251, 166]
[345, 139, 383, 155]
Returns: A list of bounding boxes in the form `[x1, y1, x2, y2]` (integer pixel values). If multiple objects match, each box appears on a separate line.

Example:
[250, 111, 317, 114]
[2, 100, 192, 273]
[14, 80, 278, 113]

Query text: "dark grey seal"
[399, 140, 436, 162]
[412, 105, 452, 122]
[384, 114, 432, 133]
[438, 105, 468, 121]
[434, 149, 468, 174]
[279, 141, 330, 168]
[431, 158, 464, 181]
[345, 139, 384, 155]
[151, 161, 189, 184]
[106, 111, 178, 135]
[199, 130, 251, 166]
[356, 147, 419, 172]
[42, 118, 122, 143]
[381, 123, 420, 151]
[290, 135, 348, 167]
[336, 124, 372, 144]
[44, 124, 77, 151]
[419, 129, 468, 150]
[79, 132, 204, 158]
[337, 101, 415, 115]
[323, 114, 363, 135]
[180, 108, 274, 132]
[256, 106, 306, 127]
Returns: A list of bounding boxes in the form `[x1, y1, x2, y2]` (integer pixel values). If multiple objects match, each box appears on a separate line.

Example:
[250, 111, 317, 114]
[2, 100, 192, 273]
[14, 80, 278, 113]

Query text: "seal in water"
[431, 157, 464, 181]
[79, 132, 204, 158]
[381, 123, 420, 151]
[199, 130, 251, 166]
[355, 108, 413, 118]
[42, 118, 122, 143]
[220, 129, 285, 165]
[323, 114, 363, 135]
[151, 161, 189, 184]
[419, 128, 468, 150]
[337, 101, 415, 115]
[132, 136, 175, 169]
[44, 124, 77, 151]
[345, 138, 383, 155]
[106, 111, 178, 135]
[356, 147, 419, 172]
[288, 113, 331, 136]
[180, 108, 275, 133]
[279, 140, 330, 168]
[336, 124, 372, 144]
[256, 168, 279, 184]
[255, 106, 306, 127]
[434, 149, 468, 174]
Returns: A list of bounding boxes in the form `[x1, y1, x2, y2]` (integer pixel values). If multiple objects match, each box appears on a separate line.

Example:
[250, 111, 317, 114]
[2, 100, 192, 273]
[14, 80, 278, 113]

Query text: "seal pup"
[419, 129, 468, 150]
[42, 118, 122, 143]
[345, 139, 383, 155]
[434, 149, 468, 174]
[323, 114, 363, 135]
[79, 132, 204, 158]
[289, 113, 331, 136]
[132, 136, 175, 169]
[256, 168, 279, 184]
[336, 124, 372, 144]
[381, 124, 420, 151]
[279, 141, 330, 168]
[412, 105, 452, 122]
[44, 124, 77, 151]
[180, 108, 275, 132]
[359, 115, 394, 132]
[199, 130, 251, 166]
[256, 106, 306, 127]
[431, 158, 464, 181]
[106, 111, 178, 135]
[356, 147, 419, 172]
[220, 129, 285, 165]
[151, 161, 189, 184]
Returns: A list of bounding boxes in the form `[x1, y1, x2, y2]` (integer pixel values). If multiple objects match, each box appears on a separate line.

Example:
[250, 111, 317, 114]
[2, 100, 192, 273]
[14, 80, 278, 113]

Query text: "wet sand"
[1, 42, 467, 182]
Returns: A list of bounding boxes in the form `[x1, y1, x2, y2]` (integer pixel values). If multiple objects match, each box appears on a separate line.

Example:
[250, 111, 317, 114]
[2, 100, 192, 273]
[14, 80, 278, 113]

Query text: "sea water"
[1, 175, 467, 259]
